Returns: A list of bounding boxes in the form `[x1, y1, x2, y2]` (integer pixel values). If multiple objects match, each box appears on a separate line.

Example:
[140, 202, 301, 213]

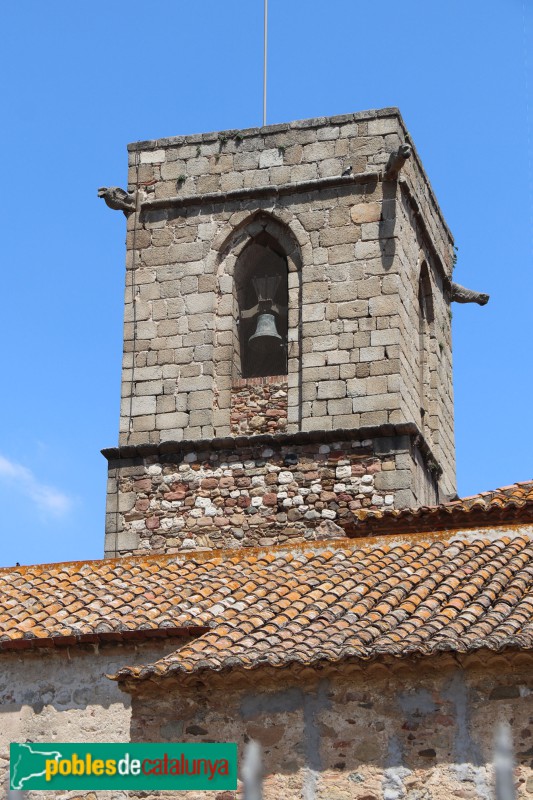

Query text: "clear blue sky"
[0, 1, 531, 567]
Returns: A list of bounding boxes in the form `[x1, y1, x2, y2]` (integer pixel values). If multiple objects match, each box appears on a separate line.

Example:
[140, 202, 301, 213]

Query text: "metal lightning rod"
[263, 0, 268, 126]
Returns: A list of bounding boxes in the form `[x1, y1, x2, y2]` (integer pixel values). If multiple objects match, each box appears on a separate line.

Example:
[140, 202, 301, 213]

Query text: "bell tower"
[101, 108, 482, 558]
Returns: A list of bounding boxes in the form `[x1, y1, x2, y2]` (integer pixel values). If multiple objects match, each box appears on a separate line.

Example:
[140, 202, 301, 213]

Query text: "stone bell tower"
[101, 107, 484, 558]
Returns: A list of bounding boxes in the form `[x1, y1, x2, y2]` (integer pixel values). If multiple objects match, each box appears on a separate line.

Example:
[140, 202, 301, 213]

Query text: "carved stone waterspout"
[97, 186, 136, 215]
[450, 282, 489, 305]
[384, 143, 412, 180]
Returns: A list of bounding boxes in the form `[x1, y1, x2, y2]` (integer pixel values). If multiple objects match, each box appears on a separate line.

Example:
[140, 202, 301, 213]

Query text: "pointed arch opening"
[212, 212, 303, 437]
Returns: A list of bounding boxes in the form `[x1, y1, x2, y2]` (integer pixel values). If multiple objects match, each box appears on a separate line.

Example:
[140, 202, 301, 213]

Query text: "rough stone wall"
[128, 652, 533, 800]
[6, 648, 533, 799]
[105, 437, 408, 557]
[230, 377, 288, 435]
[0, 639, 180, 799]
[119, 108, 454, 460]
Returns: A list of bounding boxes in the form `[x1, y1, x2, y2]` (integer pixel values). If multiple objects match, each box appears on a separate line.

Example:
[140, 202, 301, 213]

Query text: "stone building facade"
[104, 108, 457, 558]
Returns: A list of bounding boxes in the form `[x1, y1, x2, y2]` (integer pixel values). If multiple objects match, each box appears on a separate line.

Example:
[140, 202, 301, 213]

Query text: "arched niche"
[212, 212, 304, 436]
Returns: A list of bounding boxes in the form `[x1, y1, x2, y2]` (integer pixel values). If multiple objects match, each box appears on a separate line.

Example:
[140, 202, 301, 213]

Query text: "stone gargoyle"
[97, 186, 136, 216]
[450, 282, 490, 306]
[384, 143, 412, 180]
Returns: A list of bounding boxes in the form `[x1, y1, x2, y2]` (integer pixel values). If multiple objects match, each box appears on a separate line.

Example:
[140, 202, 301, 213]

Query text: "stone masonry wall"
[107, 108, 458, 546]
[230, 377, 288, 435]
[103, 435, 432, 558]
[394, 182, 455, 498]
[128, 652, 533, 800]
[5, 646, 533, 799]
[0, 639, 178, 800]
[119, 109, 455, 477]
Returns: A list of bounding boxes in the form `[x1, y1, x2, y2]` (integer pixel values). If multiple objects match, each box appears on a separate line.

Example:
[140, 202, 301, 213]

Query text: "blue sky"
[0, 1, 531, 567]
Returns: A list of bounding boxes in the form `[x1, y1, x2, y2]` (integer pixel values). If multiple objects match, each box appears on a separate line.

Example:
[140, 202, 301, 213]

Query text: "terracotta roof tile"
[1, 478, 533, 679]
[344, 480, 533, 536]
[2, 526, 533, 679]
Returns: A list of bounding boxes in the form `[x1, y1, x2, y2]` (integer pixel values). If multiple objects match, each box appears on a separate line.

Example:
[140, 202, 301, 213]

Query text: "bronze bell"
[248, 313, 282, 350]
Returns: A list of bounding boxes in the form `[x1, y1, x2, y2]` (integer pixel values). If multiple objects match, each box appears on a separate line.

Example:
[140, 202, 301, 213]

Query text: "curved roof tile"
[0, 481, 532, 679]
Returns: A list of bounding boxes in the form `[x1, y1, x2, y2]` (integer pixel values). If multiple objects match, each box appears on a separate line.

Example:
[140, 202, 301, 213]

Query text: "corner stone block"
[118, 491, 137, 512]
[368, 117, 399, 135]
[140, 149, 165, 164]
[116, 530, 141, 551]
[394, 488, 417, 508]
[370, 328, 400, 346]
[369, 295, 398, 316]
[130, 396, 157, 416]
[374, 469, 412, 491]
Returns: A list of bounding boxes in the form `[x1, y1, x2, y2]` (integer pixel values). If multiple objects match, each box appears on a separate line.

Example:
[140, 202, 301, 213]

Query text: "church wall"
[103, 433, 437, 557]
[10, 651, 532, 800]
[0, 640, 184, 798]
[127, 652, 533, 800]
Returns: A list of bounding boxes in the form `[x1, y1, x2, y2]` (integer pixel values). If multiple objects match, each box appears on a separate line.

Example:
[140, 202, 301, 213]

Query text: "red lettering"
[169, 758, 181, 775]
[142, 758, 157, 775]
[217, 759, 229, 776]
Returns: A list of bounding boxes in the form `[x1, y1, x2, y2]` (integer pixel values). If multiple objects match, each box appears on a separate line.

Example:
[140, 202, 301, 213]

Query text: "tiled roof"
[345, 481, 533, 537]
[112, 533, 533, 681]
[0, 558, 210, 649]
[1, 528, 533, 680]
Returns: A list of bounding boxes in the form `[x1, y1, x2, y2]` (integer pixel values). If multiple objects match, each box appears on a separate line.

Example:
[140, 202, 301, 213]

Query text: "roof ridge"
[346, 479, 533, 535]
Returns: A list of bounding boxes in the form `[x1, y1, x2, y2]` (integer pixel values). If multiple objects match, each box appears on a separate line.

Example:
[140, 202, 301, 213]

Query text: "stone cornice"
[102, 421, 442, 478]
[128, 106, 453, 254]
[127, 107, 401, 151]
